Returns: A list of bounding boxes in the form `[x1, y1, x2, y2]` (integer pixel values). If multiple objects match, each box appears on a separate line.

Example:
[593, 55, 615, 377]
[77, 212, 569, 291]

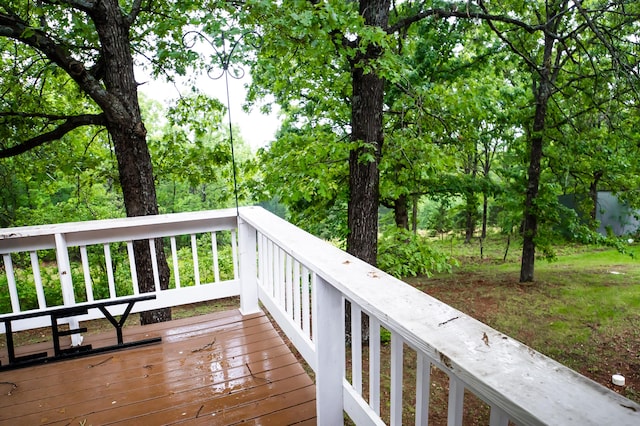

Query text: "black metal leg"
[4, 320, 15, 364]
[99, 301, 136, 345]
[51, 314, 61, 356]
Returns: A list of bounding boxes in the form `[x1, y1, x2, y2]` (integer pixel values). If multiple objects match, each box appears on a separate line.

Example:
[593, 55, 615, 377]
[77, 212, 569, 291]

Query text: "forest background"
[1, 0, 639, 285]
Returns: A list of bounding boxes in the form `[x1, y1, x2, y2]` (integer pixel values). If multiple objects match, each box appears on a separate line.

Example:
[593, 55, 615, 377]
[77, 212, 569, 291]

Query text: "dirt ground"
[407, 271, 640, 405]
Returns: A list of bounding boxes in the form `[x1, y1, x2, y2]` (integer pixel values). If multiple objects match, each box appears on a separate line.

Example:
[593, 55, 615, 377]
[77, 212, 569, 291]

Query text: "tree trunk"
[412, 194, 419, 233]
[463, 150, 478, 244]
[481, 192, 488, 239]
[520, 87, 549, 283]
[394, 194, 409, 229]
[519, 3, 565, 283]
[347, 142, 380, 266]
[464, 192, 476, 244]
[92, 0, 171, 323]
[481, 143, 492, 240]
[346, 0, 390, 266]
[589, 171, 603, 225]
[345, 0, 390, 345]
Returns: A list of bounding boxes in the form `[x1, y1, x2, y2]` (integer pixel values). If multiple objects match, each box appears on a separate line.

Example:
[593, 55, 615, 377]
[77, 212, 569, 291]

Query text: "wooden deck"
[0, 309, 316, 425]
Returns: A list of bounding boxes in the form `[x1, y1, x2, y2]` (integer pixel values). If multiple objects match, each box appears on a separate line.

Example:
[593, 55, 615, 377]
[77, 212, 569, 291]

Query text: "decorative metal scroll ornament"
[182, 29, 261, 213]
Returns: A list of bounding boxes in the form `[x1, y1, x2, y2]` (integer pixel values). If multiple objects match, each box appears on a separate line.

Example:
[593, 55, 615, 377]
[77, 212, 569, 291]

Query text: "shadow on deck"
[0, 310, 316, 425]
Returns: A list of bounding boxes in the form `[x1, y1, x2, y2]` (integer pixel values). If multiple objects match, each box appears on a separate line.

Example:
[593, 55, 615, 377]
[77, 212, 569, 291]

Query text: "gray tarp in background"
[559, 191, 639, 236]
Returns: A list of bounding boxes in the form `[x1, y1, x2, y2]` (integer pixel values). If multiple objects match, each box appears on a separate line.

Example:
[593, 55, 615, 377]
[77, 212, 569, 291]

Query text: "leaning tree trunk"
[92, 0, 171, 323]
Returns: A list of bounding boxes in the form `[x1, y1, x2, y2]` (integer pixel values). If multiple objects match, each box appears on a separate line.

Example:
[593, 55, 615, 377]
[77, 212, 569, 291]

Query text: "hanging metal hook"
[181, 27, 262, 214]
[182, 29, 260, 80]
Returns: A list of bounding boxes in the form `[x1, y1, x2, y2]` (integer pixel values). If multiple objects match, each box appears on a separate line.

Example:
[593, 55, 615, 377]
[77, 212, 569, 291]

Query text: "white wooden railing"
[2, 206, 639, 425]
[238, 206, 640, 426]
[0, 208, 240, 334]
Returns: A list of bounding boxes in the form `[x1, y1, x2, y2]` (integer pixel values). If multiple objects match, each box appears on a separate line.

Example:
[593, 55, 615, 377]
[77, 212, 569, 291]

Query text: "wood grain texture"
[0, 309, 316, 425]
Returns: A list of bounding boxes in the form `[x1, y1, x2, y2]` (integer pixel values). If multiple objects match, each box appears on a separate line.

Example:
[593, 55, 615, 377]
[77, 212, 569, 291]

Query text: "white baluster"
[126, 241, 139, 295]
[191, 234, 200, 286]
[231, 229, 239, 280]
[104, 243, 116, 298]
[285, 253, 293, 315]
[314, 275, 345, 424]
[415, 353, 431, 426]
[149, 238, 160, 293]
[170, 237, 180, 288]
[369, 317, 381, 414]
[267, 239, 274, 297]
[79, 246, 94, 302]
[489, 404, 510, 426]
[30, 251, 47, 308]
[3, 254, 20, 313]
[351, 303, 363, 395]
[301, 266, 311, 337]
[391, 333, 404, 425]
[293, 260, 301, 328]
[211, 231, 220, 283]
[257, 232, 265, 286]
[447, 376, 465, 426]
[275, 247, 283, 307]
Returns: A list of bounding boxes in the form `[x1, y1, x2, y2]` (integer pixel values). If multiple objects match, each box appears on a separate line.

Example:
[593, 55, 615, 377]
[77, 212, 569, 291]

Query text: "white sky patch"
[138, 69, 281, 151]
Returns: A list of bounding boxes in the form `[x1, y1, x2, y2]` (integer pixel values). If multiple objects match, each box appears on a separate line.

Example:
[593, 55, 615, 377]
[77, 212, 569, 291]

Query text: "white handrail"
[237, 205, 640, 426]
[0, 209, 240, 332]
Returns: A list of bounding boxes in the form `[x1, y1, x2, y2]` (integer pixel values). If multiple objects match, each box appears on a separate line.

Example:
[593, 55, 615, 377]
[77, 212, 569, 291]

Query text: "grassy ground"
[407, 236, 640, 405]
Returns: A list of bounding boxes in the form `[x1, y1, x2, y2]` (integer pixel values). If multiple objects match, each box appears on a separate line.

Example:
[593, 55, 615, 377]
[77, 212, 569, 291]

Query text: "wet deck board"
[0, 309, 316, 425]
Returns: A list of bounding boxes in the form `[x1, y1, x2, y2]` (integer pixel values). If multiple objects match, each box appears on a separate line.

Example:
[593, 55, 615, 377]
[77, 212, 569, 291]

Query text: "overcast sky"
[138, 71, 281, 151]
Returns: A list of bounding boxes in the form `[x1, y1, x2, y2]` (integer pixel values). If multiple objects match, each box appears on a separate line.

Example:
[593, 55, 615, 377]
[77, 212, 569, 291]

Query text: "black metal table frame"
[0, 294, 162, 370]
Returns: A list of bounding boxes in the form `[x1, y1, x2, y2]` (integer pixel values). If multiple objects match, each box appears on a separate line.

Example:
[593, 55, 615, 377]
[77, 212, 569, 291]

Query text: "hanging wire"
[182, 29, 260, 215]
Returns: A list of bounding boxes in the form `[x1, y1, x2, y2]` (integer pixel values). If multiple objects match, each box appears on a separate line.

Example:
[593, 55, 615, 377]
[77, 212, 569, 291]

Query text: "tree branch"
[0, 113, 106, 158]
[126, 0, 145, 26]
[0, 13, 125, 122]
[0, 111, 91, 120]
[44, 0, 97, 13]
[574, 0, 640, 83]
[387, 6, 541, 35]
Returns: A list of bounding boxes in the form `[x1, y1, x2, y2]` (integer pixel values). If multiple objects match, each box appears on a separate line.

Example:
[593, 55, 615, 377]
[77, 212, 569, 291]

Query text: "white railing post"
[238, 217, 259, 315]
[3, 254, 20, 313]
[314, 275, 345, 425]
[54, 233, 82, 346]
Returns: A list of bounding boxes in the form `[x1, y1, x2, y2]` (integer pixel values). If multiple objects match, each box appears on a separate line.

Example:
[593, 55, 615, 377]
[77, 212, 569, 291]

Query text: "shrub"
[378, 227, 456, 278]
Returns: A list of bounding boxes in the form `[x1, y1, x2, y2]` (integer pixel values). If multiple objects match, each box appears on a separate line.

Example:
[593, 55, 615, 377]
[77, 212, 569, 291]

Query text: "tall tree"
[345, 0, 390, 265]
[381, 13, 476, 231]
[239, 1, 485, 264]
[238, 0, 639, 277]
[148, 93, 255, 213]
[0, 1, 220, 322]
[477, 0, 640, 281]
